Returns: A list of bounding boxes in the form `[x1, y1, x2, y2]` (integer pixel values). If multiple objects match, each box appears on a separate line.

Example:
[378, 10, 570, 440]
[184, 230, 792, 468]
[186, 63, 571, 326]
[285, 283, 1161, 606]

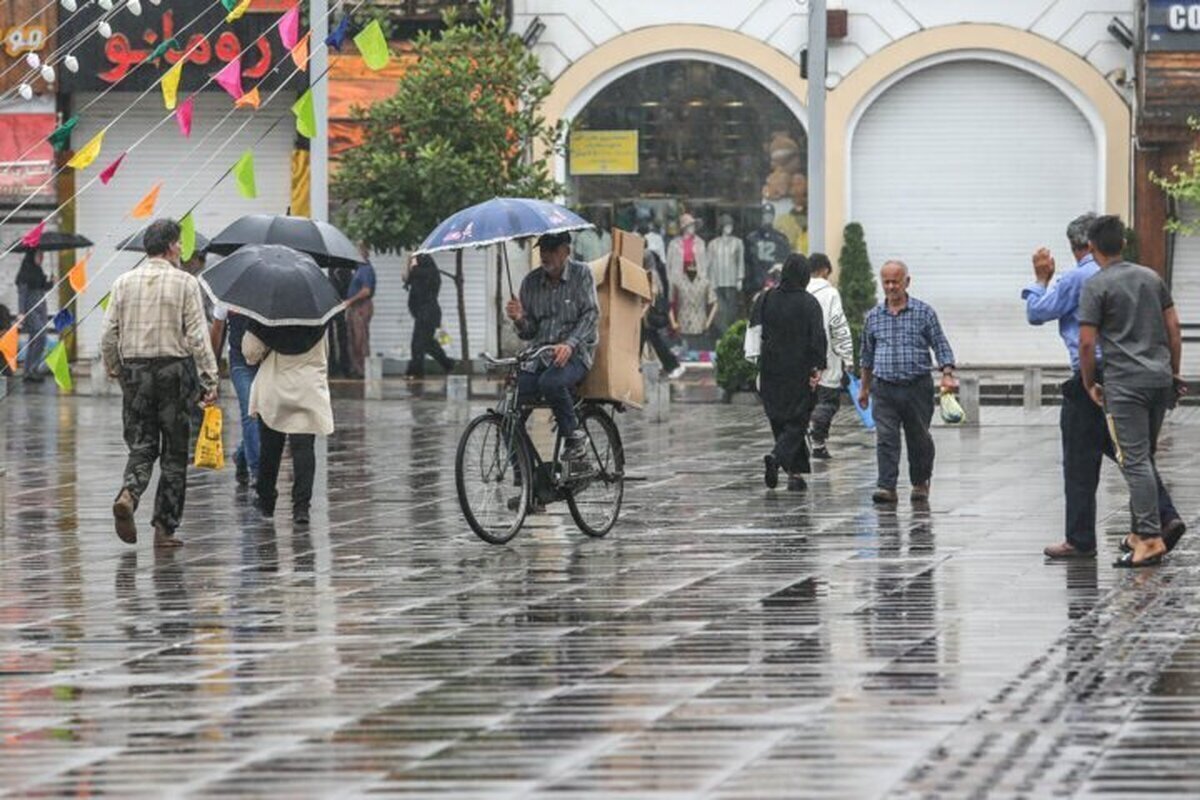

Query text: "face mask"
[722, 224, 733, 236]
[684, 225, 695, 236]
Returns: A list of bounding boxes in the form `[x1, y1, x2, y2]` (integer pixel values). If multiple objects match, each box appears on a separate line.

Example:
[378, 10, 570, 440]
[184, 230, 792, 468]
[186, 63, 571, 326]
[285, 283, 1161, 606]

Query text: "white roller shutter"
[850, 60, 1098, 367]
[72, 91, 295, 358]
[1171, 203, 1200, 377]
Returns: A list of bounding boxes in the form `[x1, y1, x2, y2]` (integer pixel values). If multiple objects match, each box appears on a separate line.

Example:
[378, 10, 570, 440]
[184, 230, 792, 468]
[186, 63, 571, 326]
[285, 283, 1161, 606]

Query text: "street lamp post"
[807, 0, 827, 254]
[310, 0, 331, 222]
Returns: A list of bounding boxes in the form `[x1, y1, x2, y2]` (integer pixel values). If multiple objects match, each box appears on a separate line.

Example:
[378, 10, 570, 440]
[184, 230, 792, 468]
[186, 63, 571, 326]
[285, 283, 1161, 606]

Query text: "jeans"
[230, 364, 259, 477]
[1104, 383, 1173, 538]
[256, 422, 316, 514]
[1061, 373, 1177, 550]
[872, 375, 935, 490]
[809, 386, 842, 445]
[517, 357, 588, 438]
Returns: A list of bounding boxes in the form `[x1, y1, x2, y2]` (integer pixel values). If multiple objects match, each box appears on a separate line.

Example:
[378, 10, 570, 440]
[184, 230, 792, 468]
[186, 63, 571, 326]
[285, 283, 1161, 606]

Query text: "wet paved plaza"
[2, 386, 1199, 798]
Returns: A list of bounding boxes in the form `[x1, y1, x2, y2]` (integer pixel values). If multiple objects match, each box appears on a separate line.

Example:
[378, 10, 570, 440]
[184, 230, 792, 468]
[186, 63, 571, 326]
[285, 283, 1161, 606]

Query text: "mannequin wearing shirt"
[707, 214, 745, 334]
[744, 204, 792, 296]
[666, 214, 707, 282]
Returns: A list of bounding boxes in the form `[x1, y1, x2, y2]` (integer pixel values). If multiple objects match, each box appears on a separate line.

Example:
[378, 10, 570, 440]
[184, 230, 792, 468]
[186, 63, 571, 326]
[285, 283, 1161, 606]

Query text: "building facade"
[514, 0, 1138, 367]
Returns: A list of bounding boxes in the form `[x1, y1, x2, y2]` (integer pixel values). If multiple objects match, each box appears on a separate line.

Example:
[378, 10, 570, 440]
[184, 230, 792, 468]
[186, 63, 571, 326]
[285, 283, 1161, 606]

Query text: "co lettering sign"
[1148, 0, 1200, 50]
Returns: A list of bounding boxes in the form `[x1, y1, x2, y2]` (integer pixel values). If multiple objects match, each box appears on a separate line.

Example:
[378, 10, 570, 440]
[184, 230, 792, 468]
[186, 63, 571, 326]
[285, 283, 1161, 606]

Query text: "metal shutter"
[72, 92, 295, 358]
[850, 60, 1099, 367]
[1171, 202, 1200, 377]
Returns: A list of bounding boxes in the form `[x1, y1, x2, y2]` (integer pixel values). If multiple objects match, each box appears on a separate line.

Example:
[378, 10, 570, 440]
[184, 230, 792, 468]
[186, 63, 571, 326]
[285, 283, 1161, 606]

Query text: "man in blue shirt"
[346, 250, 377, 379]
[1025, 213, 1182, 560]
[858, 260, 957, 505]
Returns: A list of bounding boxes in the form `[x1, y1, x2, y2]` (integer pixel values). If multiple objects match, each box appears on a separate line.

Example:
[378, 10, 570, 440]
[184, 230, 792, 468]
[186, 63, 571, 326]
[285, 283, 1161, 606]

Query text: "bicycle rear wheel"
[566, 407, 625, 538]
[456, 412, 532, 545]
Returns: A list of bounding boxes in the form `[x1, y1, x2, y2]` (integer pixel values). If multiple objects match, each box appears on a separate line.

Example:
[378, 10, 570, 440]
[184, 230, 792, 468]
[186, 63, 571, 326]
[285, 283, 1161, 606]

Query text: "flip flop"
[1113, 550, 1165, 569]
[1120, 521, 1186, 554]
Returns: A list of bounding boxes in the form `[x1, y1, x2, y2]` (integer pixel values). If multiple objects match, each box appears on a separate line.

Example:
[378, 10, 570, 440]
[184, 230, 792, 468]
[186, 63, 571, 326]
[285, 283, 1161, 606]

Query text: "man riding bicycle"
[505, 231, 600, 463]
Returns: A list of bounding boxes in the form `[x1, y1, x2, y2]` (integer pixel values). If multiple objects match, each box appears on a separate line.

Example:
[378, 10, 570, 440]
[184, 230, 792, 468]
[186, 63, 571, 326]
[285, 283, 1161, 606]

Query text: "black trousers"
[408, 307, 454, 376]
[769, 416, 813, 475]
[119, 358, 195, 533]
[872, 375, 935, 490]
[256, 422, 316, 513]
[1060, 373, 1178, 550]
[641, 325, 680, 373]
[808, 386, 842, 444]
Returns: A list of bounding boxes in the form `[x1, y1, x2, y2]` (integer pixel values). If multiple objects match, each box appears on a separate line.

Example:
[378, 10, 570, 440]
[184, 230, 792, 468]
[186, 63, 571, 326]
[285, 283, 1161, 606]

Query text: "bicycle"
[455, 345, 626, 545]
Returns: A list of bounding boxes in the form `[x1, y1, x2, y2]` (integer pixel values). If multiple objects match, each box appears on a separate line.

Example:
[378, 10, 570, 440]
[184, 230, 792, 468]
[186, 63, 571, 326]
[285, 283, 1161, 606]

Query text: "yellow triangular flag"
[292, 89, 316, 138]
[180, 213, 196, 261]
[290, 33, 310, 71]
[161, 59, 183, 110]
[0, 325, 18, 373]
[235, 86, 260, 110]
[67, 129, 104, 170]
[354, 20, 391, 71]
[226, 0, 252, 22]
[98, 292, 112, 312]
[45, 341, 72, 392]
[67, 256, 88, 293]
[131, 183, 162, 219]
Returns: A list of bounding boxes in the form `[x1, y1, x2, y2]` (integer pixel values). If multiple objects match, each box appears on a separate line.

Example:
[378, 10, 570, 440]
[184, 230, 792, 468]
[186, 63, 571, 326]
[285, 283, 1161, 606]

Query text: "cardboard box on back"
[580, 229, 652, 407]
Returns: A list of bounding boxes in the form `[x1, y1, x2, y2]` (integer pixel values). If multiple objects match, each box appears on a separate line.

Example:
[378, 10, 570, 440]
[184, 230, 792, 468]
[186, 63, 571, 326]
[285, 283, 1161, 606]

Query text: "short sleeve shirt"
[673, 274, 717, 335]
[1077, 261, 1174, 388]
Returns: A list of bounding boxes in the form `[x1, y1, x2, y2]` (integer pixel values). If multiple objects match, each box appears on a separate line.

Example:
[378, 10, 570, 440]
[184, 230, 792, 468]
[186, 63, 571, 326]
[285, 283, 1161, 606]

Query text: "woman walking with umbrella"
[15, 249, 51, 382]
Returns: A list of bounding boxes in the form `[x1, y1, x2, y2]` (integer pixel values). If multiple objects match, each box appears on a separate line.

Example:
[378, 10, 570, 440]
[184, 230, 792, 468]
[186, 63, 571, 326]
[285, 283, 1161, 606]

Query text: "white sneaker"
[668, 365, 686, 380]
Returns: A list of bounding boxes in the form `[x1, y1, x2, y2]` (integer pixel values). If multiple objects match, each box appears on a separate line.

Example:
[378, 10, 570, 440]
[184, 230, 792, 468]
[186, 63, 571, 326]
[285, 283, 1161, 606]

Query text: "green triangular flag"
[291, 89, 315, 139]
[48, 116, 78, 152]
[149, 37, 180, 61]
[98, 292, 111, 312]
[354, 20, 390, 71]
[180, 213, 196, 261]
[233, 150, 257, 199]
[45, 341, 72, 392]
[220, 0, 238, 10]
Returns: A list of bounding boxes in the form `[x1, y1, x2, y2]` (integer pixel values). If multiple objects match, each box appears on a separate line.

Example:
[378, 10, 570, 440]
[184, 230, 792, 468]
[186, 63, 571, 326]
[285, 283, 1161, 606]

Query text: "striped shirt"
[860, 296, 955, 383]
[100, 257, 219, 391]
[514, 259, 600, 371]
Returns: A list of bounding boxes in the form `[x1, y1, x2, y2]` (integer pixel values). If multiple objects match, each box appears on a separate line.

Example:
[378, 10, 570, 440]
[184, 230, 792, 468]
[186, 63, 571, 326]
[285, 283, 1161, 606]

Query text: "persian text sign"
[570, 131, 639, 176]
[0, 113, 56, 199]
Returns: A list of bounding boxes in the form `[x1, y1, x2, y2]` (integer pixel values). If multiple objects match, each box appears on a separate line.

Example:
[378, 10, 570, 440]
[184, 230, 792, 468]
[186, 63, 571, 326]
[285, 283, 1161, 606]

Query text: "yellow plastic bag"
[193, 406, 225, 470]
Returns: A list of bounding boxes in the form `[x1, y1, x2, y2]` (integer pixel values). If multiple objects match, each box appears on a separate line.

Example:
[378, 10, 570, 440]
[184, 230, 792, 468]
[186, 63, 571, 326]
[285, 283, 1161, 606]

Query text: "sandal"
[1113, 550, 1164, 569]
[1120, 521, 1186, 554]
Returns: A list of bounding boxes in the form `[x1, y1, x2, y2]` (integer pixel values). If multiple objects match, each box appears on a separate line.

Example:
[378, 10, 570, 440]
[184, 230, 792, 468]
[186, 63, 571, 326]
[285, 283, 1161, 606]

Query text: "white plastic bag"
[743, 324, 762, 361]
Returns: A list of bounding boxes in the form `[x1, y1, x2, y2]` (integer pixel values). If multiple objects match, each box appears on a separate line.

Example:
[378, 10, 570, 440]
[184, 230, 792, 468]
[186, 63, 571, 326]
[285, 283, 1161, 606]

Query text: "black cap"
[537, 231, 572, 249]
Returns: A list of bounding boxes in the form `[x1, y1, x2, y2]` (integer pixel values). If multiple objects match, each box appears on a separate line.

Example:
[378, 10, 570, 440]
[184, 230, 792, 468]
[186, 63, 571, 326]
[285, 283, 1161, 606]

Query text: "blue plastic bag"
[846, 375, 875, 430]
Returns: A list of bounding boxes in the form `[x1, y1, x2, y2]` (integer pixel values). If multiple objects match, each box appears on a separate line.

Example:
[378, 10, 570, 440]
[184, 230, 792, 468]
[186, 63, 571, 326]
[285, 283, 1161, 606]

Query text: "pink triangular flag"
[99, 152, 126, 185]
[176, 97, 194, 137]
[280, 5, 300, 50]
[21, 221, 46, 249]
[215, 57, 243, 100]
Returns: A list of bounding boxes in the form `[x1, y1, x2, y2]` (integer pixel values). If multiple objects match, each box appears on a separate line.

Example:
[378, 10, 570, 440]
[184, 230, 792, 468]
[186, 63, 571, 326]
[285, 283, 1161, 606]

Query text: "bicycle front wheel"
[566, 407, 625, 538]
[456, 413, 532, 545]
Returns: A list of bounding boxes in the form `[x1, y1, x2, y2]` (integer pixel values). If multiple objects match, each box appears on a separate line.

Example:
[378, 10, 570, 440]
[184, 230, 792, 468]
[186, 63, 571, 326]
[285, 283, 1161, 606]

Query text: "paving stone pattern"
[1, 390, 1198, 798]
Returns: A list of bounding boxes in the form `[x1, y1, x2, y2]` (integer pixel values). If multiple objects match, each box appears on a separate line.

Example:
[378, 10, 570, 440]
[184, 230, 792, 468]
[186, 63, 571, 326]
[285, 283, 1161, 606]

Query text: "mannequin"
[707, 213, 745, 334]
[573, 209, 613, 262]
[774, 173, 809, 253]
[666, 213, 707, 282]
[744, 203, 792, 296]
[637, 208, 667, 266]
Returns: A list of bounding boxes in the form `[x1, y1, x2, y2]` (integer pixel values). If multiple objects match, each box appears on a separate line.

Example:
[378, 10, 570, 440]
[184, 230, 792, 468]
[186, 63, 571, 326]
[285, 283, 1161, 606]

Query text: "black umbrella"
[7, 231, 93, 253]
[208, 214, 364, 270]
[199, 244, 345, 327]
[117, 228, 211, 254]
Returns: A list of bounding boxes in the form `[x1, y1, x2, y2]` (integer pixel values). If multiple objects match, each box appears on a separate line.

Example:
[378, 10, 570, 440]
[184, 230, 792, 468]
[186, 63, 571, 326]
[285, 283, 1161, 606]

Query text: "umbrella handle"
[501, 244, 515, 298]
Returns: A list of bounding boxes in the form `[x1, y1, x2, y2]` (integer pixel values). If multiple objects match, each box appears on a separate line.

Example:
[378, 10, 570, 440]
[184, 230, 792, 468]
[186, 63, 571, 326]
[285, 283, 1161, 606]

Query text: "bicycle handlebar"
[479, 345, 557, 369]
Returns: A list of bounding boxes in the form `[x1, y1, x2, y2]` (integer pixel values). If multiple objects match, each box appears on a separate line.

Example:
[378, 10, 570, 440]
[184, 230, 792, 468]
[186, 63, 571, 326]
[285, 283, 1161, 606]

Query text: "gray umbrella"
[208, 214, 364, 270]
[117, 228, 210, 254]
[199, 244, 345, 327]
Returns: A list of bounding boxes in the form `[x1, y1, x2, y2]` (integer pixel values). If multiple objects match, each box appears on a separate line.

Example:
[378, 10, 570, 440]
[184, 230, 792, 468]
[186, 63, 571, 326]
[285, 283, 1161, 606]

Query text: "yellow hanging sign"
[569, 130, 639, 176]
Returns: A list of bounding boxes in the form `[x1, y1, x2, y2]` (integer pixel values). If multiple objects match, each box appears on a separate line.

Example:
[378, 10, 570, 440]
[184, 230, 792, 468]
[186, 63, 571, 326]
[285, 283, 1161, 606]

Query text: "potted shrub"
[715, 320, 759, 403]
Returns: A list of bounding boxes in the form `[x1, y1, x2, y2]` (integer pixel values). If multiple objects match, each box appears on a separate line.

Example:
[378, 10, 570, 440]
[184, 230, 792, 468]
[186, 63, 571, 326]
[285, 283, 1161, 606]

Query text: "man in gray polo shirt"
[1078, 215, 1188, 568]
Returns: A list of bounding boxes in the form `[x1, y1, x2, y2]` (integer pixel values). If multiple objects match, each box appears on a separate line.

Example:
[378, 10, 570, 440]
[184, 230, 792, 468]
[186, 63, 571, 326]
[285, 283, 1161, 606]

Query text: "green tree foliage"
[837, 222, 877, 362]
[332, 0, 563, 362]
[714, 320, 758, 395]
[1152, 118, 1200, 237]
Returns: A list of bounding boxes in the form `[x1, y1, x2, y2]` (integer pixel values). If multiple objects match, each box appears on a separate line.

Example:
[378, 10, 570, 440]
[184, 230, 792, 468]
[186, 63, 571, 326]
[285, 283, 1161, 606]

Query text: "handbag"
[743, 323, 762, 360]
[193, 406, 225, 470]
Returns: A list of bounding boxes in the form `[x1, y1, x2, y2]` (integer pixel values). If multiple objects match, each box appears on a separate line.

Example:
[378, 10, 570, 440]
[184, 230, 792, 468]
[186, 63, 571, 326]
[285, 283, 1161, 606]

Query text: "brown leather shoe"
[872, 488, 898, 504]
[911, 483, 930, 502]
[112, 489, 137, 544]
[1043, 541, 1095, 559]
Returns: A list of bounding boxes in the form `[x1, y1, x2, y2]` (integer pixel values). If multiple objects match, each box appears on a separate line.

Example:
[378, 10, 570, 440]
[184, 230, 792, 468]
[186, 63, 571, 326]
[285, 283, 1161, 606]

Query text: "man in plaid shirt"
[101, 218, 218, 548]
[857, 260, 957, 504]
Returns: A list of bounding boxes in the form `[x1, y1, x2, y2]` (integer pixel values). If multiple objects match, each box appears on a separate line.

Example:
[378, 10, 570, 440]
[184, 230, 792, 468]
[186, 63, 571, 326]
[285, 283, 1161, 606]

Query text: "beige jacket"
[243, 331, 334, 436]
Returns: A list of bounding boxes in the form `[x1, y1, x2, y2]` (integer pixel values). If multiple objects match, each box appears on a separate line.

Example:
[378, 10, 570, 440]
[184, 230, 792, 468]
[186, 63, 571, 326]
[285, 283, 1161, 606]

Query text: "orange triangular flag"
[67, 256, 88, 293]
[235, 87, 261, 110]
[290, 33, 310, 70]
[0, 325, 17, 373]
[131, 183, 162, 219]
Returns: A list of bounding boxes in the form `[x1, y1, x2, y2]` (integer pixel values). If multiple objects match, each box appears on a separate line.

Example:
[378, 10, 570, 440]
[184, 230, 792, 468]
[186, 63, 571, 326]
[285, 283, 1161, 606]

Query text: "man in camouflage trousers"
[100, 219, 219, 548]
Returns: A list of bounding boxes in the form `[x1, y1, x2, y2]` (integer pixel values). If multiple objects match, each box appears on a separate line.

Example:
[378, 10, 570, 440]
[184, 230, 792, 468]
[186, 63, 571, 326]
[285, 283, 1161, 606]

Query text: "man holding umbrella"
[101, 219, 218, 548]
[505, 232, 599, 462]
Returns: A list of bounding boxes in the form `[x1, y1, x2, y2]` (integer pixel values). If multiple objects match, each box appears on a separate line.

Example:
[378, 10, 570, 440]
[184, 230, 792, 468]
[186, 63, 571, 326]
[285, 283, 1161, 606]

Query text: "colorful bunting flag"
[176, 97, 194, 137]
[99, 152, 126, 185]
[48, 116, 77, 152]
[98, 292, 112, 312]
[67, 256, 88, 293]
[52, 308, 74, 334]
[280, 5, 300, 50]
[45, 341, 72, 392]
[292, 89, 316, 139]
[0, 325, 18, 373]
[326, 16, 351, 50]
[162, 59, 183, 109]
[180, 213, 197, 261]
[290, 33, 310, 70]
[131, 183, 162, 219]
[354, 20, 390, 71]
[226, 0, 252, 23]
[220, 0, 238, 10]
[21, 221, 46, 249]
[233, 150, 257, 199]
[149, 37, 180, 62]
[67, 129, 104, 170]
[215, 57, 243, 100]
[235, 87, 261, 110]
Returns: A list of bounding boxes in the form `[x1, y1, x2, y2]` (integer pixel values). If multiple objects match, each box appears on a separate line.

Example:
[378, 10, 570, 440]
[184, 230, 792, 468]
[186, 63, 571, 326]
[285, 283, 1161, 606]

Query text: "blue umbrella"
[415, 197, 593, 255]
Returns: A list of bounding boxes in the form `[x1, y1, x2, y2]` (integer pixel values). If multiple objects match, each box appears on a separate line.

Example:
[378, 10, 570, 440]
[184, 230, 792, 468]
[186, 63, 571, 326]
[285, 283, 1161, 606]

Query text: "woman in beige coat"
[243, 323, 334, 524]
